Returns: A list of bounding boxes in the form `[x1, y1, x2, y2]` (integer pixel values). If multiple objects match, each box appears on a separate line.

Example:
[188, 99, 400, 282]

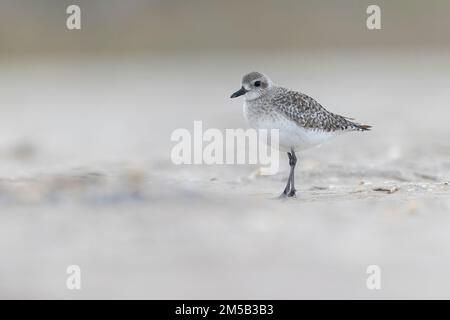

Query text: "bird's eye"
[254, 81, 261, 87]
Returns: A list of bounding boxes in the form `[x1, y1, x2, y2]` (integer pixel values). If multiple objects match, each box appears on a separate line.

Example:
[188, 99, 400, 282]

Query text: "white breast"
[243, 102, 338, 152]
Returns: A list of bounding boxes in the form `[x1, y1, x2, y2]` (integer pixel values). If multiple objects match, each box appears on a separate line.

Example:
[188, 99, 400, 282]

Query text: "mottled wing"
[274, 89, 371, 132]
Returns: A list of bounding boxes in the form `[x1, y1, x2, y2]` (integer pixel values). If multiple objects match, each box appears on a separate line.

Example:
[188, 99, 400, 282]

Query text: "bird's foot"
[287, 189, 297, 198]
[277, 188, 296, 199]
[277, 192, 288, 200]
[278, 186, 290, 199]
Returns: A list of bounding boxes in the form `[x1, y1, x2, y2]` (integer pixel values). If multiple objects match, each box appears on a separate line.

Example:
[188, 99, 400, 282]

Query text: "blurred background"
[2, 0, 450, 54]
[1, 0, 450, 299]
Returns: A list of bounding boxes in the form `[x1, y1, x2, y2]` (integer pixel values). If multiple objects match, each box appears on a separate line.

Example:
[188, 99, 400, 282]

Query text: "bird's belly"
[246, 114, 337, 152]
[279, 124, 336, 151]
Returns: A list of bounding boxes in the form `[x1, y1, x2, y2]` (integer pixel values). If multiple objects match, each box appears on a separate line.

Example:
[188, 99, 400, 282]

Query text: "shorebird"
[230, 71, 371, 198]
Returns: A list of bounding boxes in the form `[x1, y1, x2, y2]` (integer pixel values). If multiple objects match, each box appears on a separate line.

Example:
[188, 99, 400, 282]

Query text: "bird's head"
[230, 72, 273, 101]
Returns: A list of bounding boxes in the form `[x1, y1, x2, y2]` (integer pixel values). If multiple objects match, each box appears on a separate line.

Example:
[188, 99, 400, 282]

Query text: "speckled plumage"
[230, 71, 371, 197]
[267, 87, 370, 132]
[235, 72, 371, 152]
[243, 74, 371, 132]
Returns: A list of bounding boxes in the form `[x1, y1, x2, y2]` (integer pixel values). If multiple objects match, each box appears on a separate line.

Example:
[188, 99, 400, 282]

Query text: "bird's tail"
[354, 123, 372, 131]
[341, 115, 371, 131]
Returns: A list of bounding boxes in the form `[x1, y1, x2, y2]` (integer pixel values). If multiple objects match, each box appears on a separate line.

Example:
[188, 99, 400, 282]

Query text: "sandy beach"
[1, 51, 450, 299]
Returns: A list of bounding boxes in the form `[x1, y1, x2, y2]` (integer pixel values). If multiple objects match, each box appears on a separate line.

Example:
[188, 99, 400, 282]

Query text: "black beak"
[230, 86, 247, 98]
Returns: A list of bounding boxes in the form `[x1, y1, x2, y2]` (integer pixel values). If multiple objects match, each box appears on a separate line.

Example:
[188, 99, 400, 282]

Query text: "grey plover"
[230, 71, 371, 198]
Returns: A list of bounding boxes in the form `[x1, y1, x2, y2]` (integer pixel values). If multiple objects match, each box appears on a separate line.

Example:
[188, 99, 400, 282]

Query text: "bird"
[230, 71, 371, 198]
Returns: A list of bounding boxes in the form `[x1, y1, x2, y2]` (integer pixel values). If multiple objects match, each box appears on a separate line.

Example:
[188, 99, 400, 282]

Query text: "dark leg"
[279, 150, 297, 198]
[288, 150, 297, 197]
[280, 155, 292, 198]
